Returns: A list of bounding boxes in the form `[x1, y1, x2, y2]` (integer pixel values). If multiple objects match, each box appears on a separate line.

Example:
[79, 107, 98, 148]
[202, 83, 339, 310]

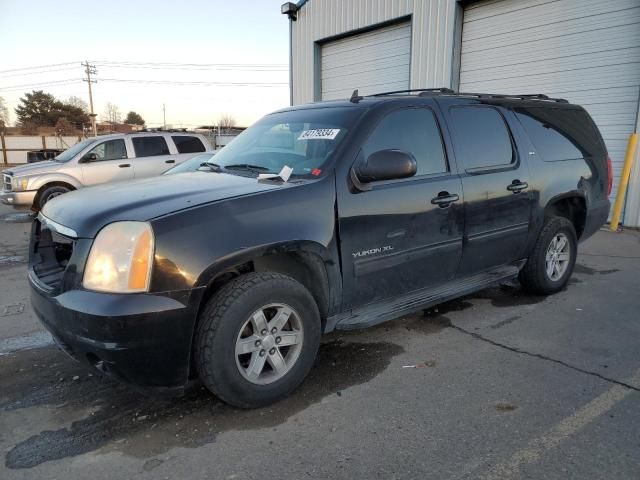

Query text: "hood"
[42, 171, 297, 238]
[4, 160, 62, 177]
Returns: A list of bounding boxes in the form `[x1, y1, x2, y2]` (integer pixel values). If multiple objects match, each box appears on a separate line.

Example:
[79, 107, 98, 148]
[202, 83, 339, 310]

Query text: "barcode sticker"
[298, 129, 340, 140]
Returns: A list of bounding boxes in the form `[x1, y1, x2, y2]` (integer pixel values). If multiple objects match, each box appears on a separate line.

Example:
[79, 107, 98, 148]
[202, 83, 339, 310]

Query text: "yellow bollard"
[610, 132, 638, 231]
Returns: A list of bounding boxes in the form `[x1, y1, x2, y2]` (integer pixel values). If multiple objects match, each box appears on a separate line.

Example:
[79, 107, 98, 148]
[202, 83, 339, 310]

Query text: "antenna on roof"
[349, 89, 363, 103]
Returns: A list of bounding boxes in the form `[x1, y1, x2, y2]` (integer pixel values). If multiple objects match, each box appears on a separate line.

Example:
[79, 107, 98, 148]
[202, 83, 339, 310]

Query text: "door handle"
[118, 163, 131, 168]
[507, 180, 528, 193]
[165, 159, 175, 164]
[430, 192, 460, 208]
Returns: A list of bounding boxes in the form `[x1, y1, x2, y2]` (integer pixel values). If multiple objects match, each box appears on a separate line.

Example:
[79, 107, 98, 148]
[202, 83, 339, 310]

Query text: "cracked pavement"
[1, 201, 639, 479]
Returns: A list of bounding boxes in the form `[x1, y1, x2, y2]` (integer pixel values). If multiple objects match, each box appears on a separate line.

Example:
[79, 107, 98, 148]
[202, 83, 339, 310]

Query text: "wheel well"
[198, 251, 331, 326]
[545, 196, 586, 239]
[33, 182, 76, 209]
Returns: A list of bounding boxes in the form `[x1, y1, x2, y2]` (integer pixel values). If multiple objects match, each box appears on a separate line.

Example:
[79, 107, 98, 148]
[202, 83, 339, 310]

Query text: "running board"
[327, 265, 520, 332]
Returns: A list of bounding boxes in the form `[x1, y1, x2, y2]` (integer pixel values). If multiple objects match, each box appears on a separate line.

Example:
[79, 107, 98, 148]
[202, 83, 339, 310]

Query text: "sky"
[0, 0, 290, 128]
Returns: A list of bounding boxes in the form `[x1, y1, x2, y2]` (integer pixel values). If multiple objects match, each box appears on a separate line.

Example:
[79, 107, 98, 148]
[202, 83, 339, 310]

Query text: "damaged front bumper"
[29, 270, 205, 396]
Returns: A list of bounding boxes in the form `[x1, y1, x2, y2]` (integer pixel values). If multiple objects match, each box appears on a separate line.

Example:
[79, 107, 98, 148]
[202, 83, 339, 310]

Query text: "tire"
[519, 216, 577, 295]
[37, 185, 70, 210]
[195, 272, 321, 408]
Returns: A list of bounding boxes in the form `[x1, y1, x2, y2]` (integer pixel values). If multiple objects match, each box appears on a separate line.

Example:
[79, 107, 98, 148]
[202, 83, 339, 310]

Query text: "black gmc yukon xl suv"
[29, 90, 611, 407]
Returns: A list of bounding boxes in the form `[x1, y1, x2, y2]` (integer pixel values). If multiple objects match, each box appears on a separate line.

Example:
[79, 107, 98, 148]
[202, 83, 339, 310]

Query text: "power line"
[0, 61, 79, 74]
[0, 79, 82, 91]
[99, 78, 287, 87]
[95, 64, 288, 72]
[1, 78, 288, 92]
[0, 60, 288, 83]
[0, 60, 288, 71]
[94, 60, 287, 68]
[0, 65, 80, 78]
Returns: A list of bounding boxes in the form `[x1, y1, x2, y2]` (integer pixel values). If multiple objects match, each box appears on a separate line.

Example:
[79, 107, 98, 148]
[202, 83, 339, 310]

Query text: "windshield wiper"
[202, 162, 223, 171]
[223, 164, 271, 173]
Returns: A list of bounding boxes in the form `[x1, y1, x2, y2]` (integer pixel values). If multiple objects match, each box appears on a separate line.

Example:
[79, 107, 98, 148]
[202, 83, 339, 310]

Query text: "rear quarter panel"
[510, 104, 609, 246]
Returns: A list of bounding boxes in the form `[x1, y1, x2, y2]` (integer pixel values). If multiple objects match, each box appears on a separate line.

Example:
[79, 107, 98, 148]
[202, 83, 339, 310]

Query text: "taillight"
[606, 156, 613, 196]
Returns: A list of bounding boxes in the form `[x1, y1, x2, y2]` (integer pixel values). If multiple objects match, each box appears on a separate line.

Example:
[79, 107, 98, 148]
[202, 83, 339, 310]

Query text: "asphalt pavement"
[1, 202, 639, 479]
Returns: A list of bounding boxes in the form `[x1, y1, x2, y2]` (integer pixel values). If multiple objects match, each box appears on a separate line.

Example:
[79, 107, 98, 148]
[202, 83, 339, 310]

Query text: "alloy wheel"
[235, 303, 304, 385]
[545, 232, 571, 281]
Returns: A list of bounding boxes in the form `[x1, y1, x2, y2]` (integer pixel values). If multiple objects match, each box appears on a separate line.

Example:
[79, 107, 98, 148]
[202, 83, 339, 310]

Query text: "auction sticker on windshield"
[298, 129, 340, 140]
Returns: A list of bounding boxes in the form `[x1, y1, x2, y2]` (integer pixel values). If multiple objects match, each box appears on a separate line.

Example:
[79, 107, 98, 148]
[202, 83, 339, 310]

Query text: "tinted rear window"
[172, 135, 206, 153]
[450, 106, 514, 170]
[515, 107, 605, 161]
[132, 136, 170, 157]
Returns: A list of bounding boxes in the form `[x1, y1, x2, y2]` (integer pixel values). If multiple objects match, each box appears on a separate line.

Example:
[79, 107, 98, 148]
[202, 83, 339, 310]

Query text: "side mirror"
[81, 153, 98, 163]
[356, 149, 417, 183]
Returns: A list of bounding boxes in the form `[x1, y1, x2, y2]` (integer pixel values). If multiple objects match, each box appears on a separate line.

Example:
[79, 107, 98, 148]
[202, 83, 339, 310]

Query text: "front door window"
[87, 139, 127, 161]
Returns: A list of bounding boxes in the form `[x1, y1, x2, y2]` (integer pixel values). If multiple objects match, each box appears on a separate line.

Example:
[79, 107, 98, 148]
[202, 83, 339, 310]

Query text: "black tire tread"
[195, 272, 316, 408]
[519, 216, 576, 295]
[37, 185, 70, 210]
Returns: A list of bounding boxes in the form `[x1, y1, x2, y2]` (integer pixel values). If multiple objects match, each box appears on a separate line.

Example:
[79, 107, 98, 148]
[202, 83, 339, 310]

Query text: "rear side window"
[172, 135, 206, 154]
[450, 106, 514, 170]
[362, 108, 448, 177]
[132, 136, 170, 157]
[515, 107, 604, 161]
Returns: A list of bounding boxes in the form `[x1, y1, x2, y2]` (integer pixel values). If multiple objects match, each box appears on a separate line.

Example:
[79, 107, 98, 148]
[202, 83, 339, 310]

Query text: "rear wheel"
[519, 216, 577, 295]
[37, 185, 70, 210]
[195, 272, 321, 408]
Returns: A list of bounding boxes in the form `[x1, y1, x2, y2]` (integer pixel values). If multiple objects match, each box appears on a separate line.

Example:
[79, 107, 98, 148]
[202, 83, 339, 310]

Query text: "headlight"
[12, 177, 30, 191]
[83, 222, 155, 293]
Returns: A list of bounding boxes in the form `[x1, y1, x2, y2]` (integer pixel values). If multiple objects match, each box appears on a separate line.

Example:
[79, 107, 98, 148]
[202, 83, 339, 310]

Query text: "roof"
[275, 88, 574, 114]
[93, 131, 204, 139]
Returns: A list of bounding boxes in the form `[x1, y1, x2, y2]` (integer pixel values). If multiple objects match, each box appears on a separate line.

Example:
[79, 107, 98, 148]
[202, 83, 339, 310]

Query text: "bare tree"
[0, 96, 9, 128]
[102, 102, 121, 127]
[66, 95, 88, 112]
[218, 113, 236, 133]
[55, 117, 74, 135]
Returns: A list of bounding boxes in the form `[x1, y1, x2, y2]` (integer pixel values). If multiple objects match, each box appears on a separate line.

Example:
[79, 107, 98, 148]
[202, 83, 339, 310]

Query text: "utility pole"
[82, 61, 97, 136]
[162, 103, 166, 129]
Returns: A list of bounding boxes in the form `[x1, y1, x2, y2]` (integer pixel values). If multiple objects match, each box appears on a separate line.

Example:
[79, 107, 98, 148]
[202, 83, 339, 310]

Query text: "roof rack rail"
[517, 93, 569, 103]
[456, 92, 569, 103]
[370, 88, 455, 97]
[136, 127, 192, 133]
[357, 88, 569, 103]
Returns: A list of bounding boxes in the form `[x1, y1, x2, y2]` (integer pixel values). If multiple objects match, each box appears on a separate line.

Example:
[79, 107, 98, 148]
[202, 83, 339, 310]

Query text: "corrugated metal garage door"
[459, 0, 640, 214]
[320, 21, 411, 101]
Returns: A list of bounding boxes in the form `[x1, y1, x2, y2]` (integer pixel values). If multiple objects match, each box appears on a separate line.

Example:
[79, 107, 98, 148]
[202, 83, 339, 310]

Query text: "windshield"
[210, 107, 364, 177]
[54, 138, 96, 162]
[165, 153, 216, 175]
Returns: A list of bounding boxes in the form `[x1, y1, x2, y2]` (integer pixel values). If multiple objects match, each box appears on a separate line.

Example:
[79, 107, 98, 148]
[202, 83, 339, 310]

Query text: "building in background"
[283, 0, 640, 227]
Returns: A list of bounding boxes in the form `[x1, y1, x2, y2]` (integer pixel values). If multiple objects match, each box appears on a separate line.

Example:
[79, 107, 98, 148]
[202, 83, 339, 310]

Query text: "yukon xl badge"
[352, 245, 393, 258]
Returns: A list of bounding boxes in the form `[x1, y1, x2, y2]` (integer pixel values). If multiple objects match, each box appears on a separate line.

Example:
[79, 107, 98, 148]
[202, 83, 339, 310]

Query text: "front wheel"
[37, 185, 70, 210]
[195, 272, 321, 408]
[519, 216, 577, 295]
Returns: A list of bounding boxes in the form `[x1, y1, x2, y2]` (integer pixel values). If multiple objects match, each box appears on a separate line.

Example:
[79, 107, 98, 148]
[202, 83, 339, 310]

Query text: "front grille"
[32, 218, 75, 291]
[2, 173, 11, 192]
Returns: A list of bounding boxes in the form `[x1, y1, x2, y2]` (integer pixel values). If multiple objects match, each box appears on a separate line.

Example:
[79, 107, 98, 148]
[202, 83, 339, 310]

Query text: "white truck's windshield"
[54, 138, 96, 162]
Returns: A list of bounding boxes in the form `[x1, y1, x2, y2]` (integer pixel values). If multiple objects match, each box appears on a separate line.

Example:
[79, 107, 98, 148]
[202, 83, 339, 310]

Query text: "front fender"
[195, 240, 335, 287]
[29, 173, 82, 191]
[149, 177, 341, 307]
